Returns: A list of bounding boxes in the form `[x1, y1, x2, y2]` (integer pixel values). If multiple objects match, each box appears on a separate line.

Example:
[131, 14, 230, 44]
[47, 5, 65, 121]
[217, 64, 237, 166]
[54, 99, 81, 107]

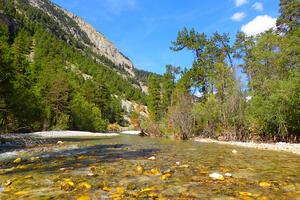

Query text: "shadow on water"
[0, 136, 113, 153]
[1, 142, 160, 175]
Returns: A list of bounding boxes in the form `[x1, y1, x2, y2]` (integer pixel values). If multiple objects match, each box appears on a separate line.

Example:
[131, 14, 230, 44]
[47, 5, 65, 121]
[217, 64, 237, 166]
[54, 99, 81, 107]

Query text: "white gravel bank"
[120, 130, 141, 135]
[194, 138, 300, 155]
[30, 131, 119, 138]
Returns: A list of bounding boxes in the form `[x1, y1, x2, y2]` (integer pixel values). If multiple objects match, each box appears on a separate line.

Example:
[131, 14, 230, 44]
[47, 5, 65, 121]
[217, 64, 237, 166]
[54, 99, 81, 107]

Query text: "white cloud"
[241, 15, 277, 36]
[235, 0, 248, 7]
[252, 2, 264, 11]
[231, 12, 246, 21]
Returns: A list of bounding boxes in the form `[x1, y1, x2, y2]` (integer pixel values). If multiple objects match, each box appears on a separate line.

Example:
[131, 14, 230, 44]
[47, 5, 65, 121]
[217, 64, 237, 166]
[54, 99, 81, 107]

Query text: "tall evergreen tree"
[147, 75, 161, 121]
[276, 0, 300, 33]
[161, 65, 176, 115]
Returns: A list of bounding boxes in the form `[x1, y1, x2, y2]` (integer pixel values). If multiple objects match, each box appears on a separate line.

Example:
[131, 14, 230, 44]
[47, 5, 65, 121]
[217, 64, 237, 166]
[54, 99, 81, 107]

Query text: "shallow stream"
[0, 135, 299, 199]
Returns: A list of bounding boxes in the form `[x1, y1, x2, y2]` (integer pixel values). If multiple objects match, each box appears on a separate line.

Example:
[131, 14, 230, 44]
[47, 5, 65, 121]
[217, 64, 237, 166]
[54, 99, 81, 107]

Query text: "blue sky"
[52, 0, 280, 75]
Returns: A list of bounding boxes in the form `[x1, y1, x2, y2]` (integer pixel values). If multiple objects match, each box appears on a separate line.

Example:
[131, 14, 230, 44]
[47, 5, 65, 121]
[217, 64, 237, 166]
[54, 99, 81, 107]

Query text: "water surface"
[0, 135, 299, 199]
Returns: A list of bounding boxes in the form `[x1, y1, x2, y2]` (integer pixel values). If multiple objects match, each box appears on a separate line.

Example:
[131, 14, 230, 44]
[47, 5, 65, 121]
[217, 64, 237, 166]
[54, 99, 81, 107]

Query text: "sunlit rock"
[13, 158, 22, 164]
[150, 168, 160, 175]
[77, 195, 91, 200]
[148, 156, 156, 160]
[140, 187, 156, 192]
[239, 191, 253, 196]
[111, 187, 125, 199]
[24, 175, 33, 179]
[224, 173, 232, 177]
[259, 182, 271, 188]
[16, 165, 28, 170]
[179, 164, 189, 168]
[136, 165, 144, 175]
[161, 173, 172, 180]
[57, 141, 64, 145]
[232, 149, 238, 154]
[87, 172, 97, 177]
[4, 180, 12, 186]
[61, 179, 75, 191]
[29, 157, 39, 162]
[209, 172, 224, 181]
[77, 182, 92, 190]
[103, 186, 111, 192]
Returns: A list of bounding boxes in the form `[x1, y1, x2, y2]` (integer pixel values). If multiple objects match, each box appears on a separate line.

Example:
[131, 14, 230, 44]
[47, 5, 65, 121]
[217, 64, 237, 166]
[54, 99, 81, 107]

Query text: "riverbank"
[194, 138, 300, 155]
[0, 131, 119, 150]
[29, 130, 119, 138]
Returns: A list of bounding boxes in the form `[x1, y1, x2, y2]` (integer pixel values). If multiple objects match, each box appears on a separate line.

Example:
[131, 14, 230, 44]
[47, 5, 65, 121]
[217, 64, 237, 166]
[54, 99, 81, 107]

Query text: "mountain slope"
[0, 0, 150, 133]
[27, 0, 137, 78]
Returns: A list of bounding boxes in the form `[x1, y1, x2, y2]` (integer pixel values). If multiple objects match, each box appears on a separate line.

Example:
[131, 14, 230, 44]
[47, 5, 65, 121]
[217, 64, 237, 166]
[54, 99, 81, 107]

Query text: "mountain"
[28, 0, 153, 92]
[0, 0, 152, 133]
[28, 0, 134, 75]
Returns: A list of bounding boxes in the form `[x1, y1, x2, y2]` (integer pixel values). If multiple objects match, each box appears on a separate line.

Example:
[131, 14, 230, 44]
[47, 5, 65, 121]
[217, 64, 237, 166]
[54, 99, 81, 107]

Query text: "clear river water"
[0, 135, 299, 199]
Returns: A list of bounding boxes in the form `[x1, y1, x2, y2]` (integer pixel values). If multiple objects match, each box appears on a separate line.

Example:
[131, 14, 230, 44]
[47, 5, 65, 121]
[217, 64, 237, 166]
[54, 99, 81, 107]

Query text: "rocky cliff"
[27, 0, 136, 78]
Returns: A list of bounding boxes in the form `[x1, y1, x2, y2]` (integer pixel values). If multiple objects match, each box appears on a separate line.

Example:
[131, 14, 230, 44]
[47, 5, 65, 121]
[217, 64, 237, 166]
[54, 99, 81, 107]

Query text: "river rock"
[259, 182, 271, 188]
[13, 157, 22, 164]
[136, 165, 144, 175]
[150, 168, 160, 175]
[148, 156, 156, 160]
[209, 172, 224, 180]
[61, 179, 75, 191]
[224, 173, 232, 177]
[77, 195, 91, 200]
[57, 141, 64, 145]
[77, 182, 91, 190]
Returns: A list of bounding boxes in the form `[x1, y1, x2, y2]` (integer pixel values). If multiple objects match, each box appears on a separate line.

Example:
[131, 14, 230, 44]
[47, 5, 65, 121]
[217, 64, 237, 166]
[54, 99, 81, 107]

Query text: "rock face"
[27, 0, 136, 77]
[62, 12, 136, 77]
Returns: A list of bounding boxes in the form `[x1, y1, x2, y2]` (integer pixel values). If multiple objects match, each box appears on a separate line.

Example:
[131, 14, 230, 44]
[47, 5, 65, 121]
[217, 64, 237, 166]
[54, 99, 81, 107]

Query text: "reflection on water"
[0, 135, 299, 199]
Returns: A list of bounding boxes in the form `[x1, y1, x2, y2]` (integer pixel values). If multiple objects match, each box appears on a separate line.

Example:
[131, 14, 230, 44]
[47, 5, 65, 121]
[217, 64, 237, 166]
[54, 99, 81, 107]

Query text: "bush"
[71, 94, 107, 132]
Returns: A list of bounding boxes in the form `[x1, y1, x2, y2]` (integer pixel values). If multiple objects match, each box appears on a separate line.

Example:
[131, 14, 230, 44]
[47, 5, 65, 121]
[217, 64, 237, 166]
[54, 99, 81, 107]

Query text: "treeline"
[143, 0, 299, 142]
[0, 0, 146, 133]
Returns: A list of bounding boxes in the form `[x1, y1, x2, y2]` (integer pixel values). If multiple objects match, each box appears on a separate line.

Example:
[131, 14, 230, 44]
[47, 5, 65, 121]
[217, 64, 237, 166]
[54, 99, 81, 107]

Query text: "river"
[0, 135, 299, 199]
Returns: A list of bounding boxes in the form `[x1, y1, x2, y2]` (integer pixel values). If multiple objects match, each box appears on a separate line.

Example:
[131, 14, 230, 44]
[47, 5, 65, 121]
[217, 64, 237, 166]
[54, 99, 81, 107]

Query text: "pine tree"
[276, 0, 300, 33]
[147, 75, 161, 121]
[161, 65, 176, 115]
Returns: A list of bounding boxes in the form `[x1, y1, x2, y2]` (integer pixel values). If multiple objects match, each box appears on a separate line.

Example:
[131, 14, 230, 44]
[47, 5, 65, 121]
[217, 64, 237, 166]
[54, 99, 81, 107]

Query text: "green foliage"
[151, 0, 300, 141]
[276, 0, 300, 33]
[71, 94, 107, 131]
[161, 65, 176, 115]
[0, 1, 147, 133]
[147, 75, 161, 121]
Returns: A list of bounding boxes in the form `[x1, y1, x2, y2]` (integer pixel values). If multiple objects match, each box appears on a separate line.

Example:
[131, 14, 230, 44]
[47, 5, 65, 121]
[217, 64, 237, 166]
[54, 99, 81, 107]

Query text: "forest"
[0, 0, 299, 143]
[144, 0, 299, 142]
[0, 0, 147, 133]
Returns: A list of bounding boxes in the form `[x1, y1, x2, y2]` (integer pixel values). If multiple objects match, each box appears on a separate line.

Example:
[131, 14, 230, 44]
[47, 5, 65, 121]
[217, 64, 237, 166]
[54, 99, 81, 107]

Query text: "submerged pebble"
[136, 165, 144, 175]
[77, 195, 91, 200]
[61, 179, 75, 191]
[224, 173, 232, 177]
[148, 156, 156, 160]
[13, 157, 22, 164]
[77, 182, 91, 190]
[259, 182, 271, 188]
[232, 149, 238, 154]
[209, 172, 224, 181]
